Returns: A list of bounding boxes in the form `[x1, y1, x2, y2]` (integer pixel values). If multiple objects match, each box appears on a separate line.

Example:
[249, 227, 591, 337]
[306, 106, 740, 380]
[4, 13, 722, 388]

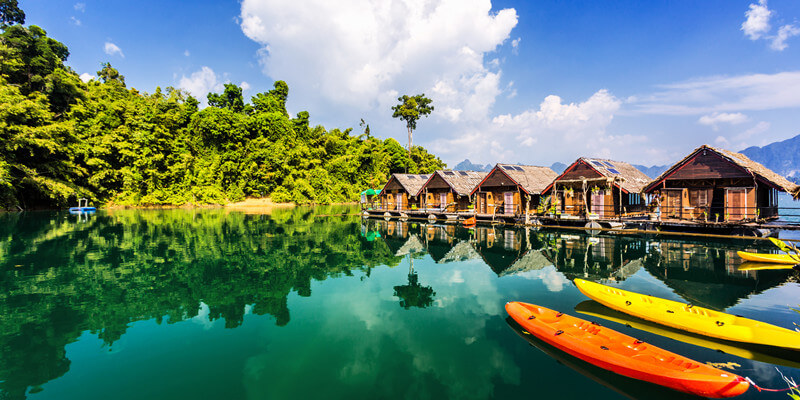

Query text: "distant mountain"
[453, 159, 493, 172]
[550, 162, 567, 174]
[632, 164, 669, 179]
[740, 134, 800, 184]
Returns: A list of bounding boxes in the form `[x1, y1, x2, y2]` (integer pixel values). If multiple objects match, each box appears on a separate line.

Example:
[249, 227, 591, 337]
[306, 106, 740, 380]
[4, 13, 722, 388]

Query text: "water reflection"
[0, 210, 797, 399]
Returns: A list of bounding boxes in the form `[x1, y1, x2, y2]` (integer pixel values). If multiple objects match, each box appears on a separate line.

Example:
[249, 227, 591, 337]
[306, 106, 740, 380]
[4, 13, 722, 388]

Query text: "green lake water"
[1, 205, 799, 399]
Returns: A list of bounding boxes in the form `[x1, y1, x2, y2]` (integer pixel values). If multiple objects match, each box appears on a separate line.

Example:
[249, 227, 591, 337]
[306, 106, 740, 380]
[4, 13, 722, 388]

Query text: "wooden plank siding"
[645, 146, 791, 222]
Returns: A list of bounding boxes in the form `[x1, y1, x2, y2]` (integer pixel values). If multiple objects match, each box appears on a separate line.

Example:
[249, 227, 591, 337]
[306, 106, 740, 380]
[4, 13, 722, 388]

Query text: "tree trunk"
[407, 125, 413, 154]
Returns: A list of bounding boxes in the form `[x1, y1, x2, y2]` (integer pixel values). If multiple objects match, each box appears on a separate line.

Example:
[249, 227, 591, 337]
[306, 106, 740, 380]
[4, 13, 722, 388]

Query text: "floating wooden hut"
[470, 164, 558, 220]
[643, 145, 799, 222]
[419, 170, 487, 213]
[379, 173, 429, 212]
[542, 158, 651, 219]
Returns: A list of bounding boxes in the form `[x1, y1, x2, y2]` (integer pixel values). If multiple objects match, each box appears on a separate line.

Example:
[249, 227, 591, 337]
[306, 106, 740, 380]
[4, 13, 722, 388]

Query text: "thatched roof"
[794, 186, 800, 200]
[382, 173, 430, 196]
[473, 164, 558, 195]
[438, 241, 481, 263]
[395, 234, 425, 256]
[644, 145, 799, 194]
[499, 249, 553, 276]
[579, 158, 651, 193]
[429, 170, 487, 196]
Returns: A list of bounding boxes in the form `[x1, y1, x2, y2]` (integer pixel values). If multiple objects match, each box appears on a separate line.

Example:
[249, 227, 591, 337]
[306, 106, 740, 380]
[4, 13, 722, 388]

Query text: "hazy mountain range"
[452, 133, 800, 183]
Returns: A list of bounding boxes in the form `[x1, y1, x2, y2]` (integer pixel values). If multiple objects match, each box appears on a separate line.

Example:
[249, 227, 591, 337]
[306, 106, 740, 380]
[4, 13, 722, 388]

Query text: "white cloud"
[742, 0, 771, 40]
[240, 0, 517, 122]
[79, 72, 93, 82]
[430, 89, 626, 164]
[70, 16, 81, 26]
[74, 3, 85, 12]
[184, 49, 191, 57]
[178, 66, 225, 106]
[240, 81, 251, 91]
[697, 112, 748, 130]
[630, 71, 800, 115]
[104, 42, 124, 58]
[771, 24, 800, 51]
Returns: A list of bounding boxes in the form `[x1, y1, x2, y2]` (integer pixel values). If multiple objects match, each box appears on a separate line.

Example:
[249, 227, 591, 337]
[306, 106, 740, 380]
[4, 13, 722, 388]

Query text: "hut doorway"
[725, 188, 747, 221]
[591, 191, 605, 218]
[504, 192, 514, 215]
[396, 193, 403, 211]
[440, 192, 447, 211]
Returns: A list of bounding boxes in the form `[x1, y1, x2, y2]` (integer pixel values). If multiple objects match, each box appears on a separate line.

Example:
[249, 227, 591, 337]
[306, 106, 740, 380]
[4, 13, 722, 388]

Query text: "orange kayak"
[505, 302, 750, 398]
[462, 217, 476, 226]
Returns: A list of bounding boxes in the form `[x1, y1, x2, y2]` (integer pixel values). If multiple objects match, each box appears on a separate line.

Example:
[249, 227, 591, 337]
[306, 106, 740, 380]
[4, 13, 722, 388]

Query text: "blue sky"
[18, 0, 800, 168]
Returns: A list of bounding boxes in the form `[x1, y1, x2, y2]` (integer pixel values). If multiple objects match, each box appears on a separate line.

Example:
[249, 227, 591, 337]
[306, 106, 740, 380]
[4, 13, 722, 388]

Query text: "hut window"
[689, 189, 709, 207]
[628, 193, 641, 205]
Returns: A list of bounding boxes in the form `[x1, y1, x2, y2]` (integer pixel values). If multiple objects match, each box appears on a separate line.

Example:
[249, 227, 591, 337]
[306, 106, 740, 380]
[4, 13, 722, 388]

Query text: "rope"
[745, 376, 800, 393]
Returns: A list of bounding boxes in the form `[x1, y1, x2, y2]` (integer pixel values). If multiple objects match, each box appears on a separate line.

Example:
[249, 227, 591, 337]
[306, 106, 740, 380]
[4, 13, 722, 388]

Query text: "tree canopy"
[0, 21, 445, 210]
[391, 93, 433, 153]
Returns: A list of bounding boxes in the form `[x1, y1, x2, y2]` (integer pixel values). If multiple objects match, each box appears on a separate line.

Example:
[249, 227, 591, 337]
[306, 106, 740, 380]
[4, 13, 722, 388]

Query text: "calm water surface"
[1, 205, 799, 399]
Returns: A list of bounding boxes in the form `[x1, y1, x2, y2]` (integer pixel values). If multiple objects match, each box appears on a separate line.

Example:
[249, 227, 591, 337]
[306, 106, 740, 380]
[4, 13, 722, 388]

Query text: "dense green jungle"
[0, 22, 444, 210]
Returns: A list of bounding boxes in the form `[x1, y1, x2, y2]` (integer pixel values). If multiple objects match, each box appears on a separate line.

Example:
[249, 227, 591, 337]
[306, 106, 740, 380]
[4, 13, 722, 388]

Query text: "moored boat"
[574, 278, 800, 350]
[506, 301, 750, 398]
[736, 251, 799, 265]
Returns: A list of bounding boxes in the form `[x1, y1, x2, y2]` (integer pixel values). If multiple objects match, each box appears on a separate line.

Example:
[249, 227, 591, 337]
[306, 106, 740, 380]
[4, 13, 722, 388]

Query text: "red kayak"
[506, 302, 749, 398]
[462, 217, 476, 226]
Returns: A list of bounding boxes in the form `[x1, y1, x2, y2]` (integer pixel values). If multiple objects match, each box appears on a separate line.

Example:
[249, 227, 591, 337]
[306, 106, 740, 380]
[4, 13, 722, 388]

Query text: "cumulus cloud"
[79, 72, 93, 82]
[70, 16, 81, 26]
[239, 0, 517, 122]
[104, 42, 124, 58]
[74, 3, 85, 12]
[742, 0, 771, 40]
[630, 71, 800, 115]
[741, 1, 799, 50]
[771, 24, 800, 50]
[429, 89, 629, 164]
[697, 112, 748, 130]
[178, 66, 224, 106]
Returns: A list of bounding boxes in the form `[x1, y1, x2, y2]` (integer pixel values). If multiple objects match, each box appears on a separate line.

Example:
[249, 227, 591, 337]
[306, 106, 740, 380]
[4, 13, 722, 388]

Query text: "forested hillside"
[0, 23, 445, 210]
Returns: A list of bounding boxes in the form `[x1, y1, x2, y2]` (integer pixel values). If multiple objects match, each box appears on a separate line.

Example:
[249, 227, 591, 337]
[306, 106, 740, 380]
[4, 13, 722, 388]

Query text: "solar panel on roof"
[607, 168, 620, 174]
[514, 166, 524, 171]
[591, 161, 604, 167]
[444, 171, 455, 176]
[603, 161, 614, 168]
[502, 165, 514, 170]
[421, 175, 428, 179]
[407, 175, 416, 179]
[459, 171, 468, 176]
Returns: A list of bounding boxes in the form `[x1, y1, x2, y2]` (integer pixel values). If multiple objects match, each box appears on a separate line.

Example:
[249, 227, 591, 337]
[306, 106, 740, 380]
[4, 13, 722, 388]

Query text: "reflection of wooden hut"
[438, 241, 480, 263]
[380, 174, 429, 211]
[542, 158, 650, 219]
[420, 170, 487, 212]
[643, 145, 798, 222]
[471, 164, 558, 218]
[499, 249, 553, 277]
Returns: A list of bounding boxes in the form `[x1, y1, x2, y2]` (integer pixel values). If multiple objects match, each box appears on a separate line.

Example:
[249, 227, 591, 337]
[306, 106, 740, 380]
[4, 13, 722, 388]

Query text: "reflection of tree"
[0, 205, 401, 398]
[393, 258, 435, 309]
[393, 272, 435, 309]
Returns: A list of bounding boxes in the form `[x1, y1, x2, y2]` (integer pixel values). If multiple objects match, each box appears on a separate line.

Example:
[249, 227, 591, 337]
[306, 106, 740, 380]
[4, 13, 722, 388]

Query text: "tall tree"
[391, 94, 433, 155]
[0, 0, 25, 27]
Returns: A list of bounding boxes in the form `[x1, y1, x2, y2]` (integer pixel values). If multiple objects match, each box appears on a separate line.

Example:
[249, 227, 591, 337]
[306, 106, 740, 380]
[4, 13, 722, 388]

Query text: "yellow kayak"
[574, 300, 800, 370]
[574, 278, 800, 350]
[738, 261, 798, 271]
[736, 251, 799, 265]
